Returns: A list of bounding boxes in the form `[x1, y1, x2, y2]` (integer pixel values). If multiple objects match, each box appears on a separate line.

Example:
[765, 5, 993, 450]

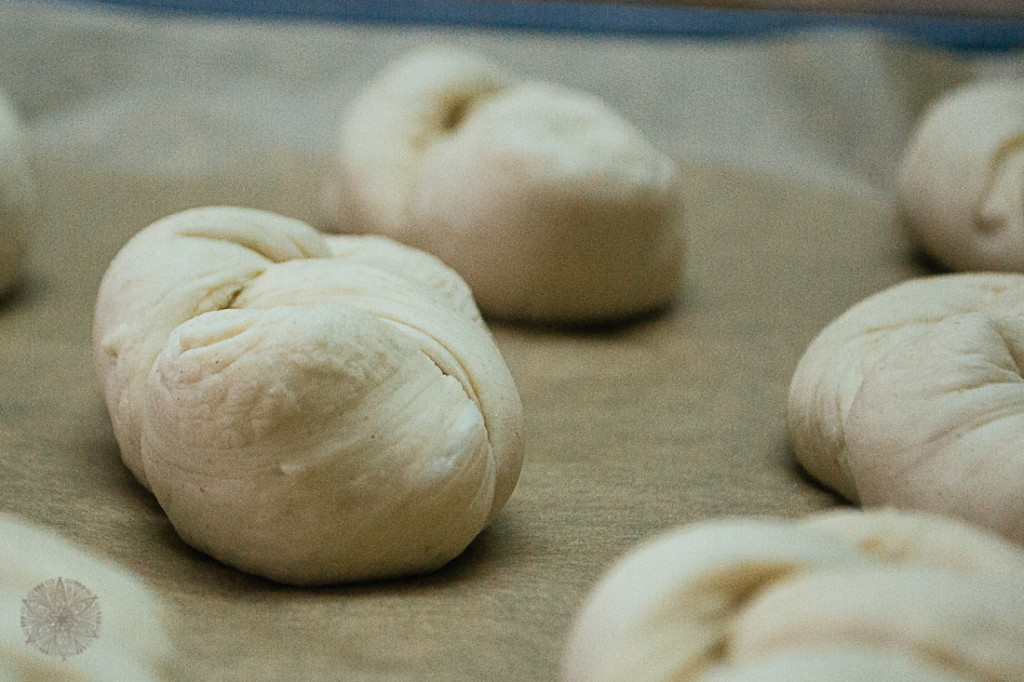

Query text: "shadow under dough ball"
[93, 206, 524, 585]
[0, 90, 35, 298]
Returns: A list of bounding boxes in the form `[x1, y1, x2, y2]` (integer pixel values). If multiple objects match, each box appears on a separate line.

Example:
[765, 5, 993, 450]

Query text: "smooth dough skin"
[0, 91, 35, 297]
[786, 273, 1024, 544]
[1, 514, 174, 681]
[324, 47, 684, 324]
[899, 79, 1024, 272]
[562, 510, 1024, 682]
[93, 206, 524, 584]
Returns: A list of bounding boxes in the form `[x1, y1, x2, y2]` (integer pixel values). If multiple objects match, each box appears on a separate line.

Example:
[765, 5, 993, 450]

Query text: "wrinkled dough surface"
[93, 206, 524, 584]
[94, 207, 329, 488]
[731, 568, 1024, 679]
[845, 314, 1024, 543]
[899, 79, 1024, 272]
[0, 91, 35, 298]
[143, 306, 495, 582]
[786, 273, 1024, 544]
[562, 510, 1024, 682]
[0, 514, 174, 681]
[326, 47, 683, 323]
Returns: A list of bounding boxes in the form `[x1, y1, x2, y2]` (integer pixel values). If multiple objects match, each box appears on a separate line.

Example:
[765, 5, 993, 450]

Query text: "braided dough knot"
[325, 48, 684, 323]
[899, 79, 1024, 272]
[564, 510, 1024, 681]
[787, 273, 1024, 543]
[93, 206, 524, 584]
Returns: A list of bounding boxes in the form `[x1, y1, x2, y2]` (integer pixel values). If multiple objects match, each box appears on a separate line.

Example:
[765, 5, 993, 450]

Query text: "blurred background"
[1, 2, 1023, 680]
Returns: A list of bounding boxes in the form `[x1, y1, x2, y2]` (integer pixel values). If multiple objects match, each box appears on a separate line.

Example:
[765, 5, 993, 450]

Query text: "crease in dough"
[324, 47, 684, 323]
[94, 206, 523, 584]
[563, 510, 1024, 682]
[788, 274, 1024, 543]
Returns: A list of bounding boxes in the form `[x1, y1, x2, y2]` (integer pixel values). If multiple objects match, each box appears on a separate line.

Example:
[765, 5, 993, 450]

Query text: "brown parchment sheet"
[1, 2, 1023, 680]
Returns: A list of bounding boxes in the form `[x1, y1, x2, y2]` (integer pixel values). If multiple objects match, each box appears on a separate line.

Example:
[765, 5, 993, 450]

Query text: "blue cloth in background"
[76, 0, 1024, 51]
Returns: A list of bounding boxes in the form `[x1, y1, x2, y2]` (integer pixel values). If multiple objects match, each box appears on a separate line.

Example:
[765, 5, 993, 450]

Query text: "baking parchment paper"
[1, 2, 1022, 680]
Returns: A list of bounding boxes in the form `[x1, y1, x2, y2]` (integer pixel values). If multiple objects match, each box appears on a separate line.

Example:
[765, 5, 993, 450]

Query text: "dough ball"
[0, 514, 174, 681]
[324, 47, 684, 324]
[0, 91, 35, 298]
[787, 273, 1024, 542]
[898, 79, 1024, 271]
[562, 509, 1024, 682]
[93, 206, 524, 584]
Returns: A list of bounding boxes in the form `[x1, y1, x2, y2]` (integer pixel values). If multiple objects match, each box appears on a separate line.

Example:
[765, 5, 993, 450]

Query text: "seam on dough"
[375, 316, 498, 463]
[176, 230, 310, 264]
[975, 131, 1024, 233]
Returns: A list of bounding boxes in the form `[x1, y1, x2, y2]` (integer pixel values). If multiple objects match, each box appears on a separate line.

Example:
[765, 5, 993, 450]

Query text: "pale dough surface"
[326, 48, 684, 323]
[787, 273, 1024, 543]
[899, 79, 1024, 272]
[563, 510, 1024, 682]
[93, 206, 524, 585]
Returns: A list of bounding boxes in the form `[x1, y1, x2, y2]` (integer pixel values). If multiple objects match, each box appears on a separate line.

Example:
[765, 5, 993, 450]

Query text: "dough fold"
[899, 79, 1024, 272]
[324, 47, 684, 323]
[787, 273, 1024, 542]
[94, 206, 524, 584]
[562, 510, 1024, 682]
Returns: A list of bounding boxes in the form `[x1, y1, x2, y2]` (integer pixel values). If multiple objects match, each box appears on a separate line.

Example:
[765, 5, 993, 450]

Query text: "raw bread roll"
[787, 273, 1024, 543]
[899, 79, 1024, 271]
[1, 514, 174, 681]
[324, 48, 684, 323]
[562, 509, 1024, 682]
[93, 206, 524, 584]
[0, 91, 34, 297]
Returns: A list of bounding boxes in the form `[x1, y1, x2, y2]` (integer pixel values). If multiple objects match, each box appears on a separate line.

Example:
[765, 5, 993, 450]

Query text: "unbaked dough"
[562, 509, 1024, 682]
[93, 206, 524, 584]
[899, 79, 1024, 271]
[324, 47, 684, 323]
[0, 514, 174, 681]
[787, 272, 1024, 543]
[0, 91, 34, 297]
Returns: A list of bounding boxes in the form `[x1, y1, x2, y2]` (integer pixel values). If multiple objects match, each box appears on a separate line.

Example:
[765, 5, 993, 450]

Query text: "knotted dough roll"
[93, 206, 524, 584]
[787, 273, 1024, 543]
[1, 514, 174, 681]
[899, 79, 1024, 271]
[563, 509, 1024, 682]
[0, 91, 34, 298]
[324, 48, 684, 324]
